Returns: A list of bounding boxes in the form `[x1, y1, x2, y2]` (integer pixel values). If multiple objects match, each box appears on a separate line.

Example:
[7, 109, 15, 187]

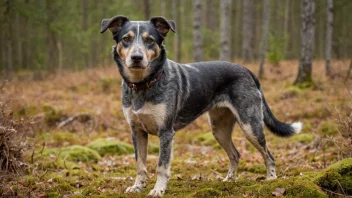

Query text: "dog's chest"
[123, 102, 167, 135]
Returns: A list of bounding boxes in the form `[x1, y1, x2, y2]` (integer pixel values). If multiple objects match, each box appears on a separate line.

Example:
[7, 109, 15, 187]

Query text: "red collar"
[127, 72, 162, 90]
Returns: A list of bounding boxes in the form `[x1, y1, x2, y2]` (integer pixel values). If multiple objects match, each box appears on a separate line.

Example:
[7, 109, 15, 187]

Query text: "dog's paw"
[266, 175, 277, 180]
[147, 188, 165, 197]
[125, 185, 145, 193]
[222, 176, 234, 182]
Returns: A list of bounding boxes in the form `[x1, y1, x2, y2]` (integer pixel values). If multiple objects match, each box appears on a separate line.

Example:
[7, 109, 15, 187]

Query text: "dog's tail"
[247, 69, 302, 137]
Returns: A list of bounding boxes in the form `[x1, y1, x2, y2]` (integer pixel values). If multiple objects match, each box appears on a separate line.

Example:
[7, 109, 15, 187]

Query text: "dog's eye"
[145, 37, 155, 45]
[122, 37, 131, 43]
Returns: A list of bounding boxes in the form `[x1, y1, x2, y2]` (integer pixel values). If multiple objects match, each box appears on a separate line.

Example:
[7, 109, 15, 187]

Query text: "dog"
[100, 16, 302, 197]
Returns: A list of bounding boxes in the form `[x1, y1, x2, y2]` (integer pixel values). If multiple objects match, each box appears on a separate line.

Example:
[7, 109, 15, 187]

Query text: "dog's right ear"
[100, 16, 129, 34]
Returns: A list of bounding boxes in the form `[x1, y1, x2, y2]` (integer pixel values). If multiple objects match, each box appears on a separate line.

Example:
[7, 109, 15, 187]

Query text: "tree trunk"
[325, 0, 333, 76]
[205, 0, 217, 30]
[15, 11, 22, 70]
[283, 0, 290, 58]
[22, 0, 30, 69]
[259, 0, 271, 79]
[220, 0, 231, 61]
[294, 0, 315, 85]
[242, 0, 254, 62]
[46, 0, 59, 71]
[193, 0, 203, 62]
[161, 0, 166, 17]
[5, 0, 13, 79]
[172, 0, 180, 62]
[82, 0, 89, 67]
[234, 0, 242, 60]
[143, 0, 150, 20]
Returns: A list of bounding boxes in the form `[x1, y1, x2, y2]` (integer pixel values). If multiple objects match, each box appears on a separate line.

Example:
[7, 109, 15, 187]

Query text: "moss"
[148, 143, 159, 154]
[284, 86, 304, 97]
[240, 163, 267, 174]
[190, 188, 221, 197]
[46, 192, 60, 198]
[195, 133, 217, 147]
[315, 158, 352, 195]
[295, 80, 315, 89]
[54, 183, 74, 192]
[247, 178, 327, 198]
[53, 132, 80, 145]
[23, 175, 39, 186]
[43, 104, 66, 126]
[16, 105, 38, 117]
[43, 145, 101, 162]
[291, 133, 315, 144]
[87, 138, 134, 156]
[318, 120, 339, 136]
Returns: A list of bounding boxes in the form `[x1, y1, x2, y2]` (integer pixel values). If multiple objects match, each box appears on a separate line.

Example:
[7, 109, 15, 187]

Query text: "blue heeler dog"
[100, 16, 302, 197]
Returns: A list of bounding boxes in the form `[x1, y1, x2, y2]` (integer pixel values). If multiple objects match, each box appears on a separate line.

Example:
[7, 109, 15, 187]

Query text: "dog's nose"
[131, 52, 143, 62]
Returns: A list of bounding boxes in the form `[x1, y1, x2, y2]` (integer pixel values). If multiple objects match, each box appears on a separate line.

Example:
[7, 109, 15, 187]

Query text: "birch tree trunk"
[143, 0, 150, 20]
[82, 0, 89, 67]
[205, 0, 217, 30]
[325, 0, 333, 76]
[161, 0, 166, 17]
[242, 0, 254, 62]
[193, 0, 203, 62]
[220, 0, 231, 61]
[258, 0, 271, 79]
[295, 0, 315, 85]
[172, 0, 181, 62]
[283, 0, 290, 58]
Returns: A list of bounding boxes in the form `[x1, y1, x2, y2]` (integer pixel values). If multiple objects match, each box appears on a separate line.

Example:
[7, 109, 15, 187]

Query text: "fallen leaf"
[272, 188, 285, 196]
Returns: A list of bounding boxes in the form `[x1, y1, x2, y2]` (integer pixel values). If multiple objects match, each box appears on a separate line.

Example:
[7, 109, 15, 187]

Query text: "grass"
[0, 60, 351, 197]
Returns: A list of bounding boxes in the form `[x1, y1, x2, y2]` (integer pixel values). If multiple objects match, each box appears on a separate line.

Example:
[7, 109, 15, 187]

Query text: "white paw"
[266, 175, 277, 180]
[222, 175, 234, 182]
[125, 185, 145, 193]
[147, 188, 165, 197]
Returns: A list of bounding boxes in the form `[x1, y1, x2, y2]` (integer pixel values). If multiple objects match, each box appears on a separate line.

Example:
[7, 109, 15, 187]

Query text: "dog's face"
[101, 16, 175, 82]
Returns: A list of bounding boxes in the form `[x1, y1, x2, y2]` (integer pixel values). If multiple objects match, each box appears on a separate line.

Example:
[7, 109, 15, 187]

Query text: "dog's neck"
[113, 46, 167, 86]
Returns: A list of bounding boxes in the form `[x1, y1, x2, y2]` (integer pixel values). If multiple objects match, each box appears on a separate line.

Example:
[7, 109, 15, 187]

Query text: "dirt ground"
[0, 60, 351, 197]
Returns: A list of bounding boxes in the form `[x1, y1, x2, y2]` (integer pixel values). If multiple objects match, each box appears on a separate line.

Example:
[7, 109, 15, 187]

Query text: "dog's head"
[101, 16, 176, 83]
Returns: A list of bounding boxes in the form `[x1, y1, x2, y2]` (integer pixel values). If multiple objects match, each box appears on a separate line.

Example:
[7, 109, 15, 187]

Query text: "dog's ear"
[100, 16, 129, 34]
[150, 16, 176, 37]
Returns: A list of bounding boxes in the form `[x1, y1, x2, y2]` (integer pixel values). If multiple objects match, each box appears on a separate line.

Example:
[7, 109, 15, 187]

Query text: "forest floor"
[0, 60, 352, 197]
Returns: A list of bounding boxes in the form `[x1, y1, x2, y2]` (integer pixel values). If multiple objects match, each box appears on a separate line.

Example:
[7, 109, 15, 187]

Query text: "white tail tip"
[291, 122, 303, 134]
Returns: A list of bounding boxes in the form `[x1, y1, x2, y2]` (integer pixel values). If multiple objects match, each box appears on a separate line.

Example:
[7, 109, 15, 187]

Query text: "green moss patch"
[315, 158, 352, 195]
[195, 133, 217, 147]
[43, 145, 101, 162]
[87, 138, 134, 156]
[291, 133, 315, 144]
[249, 178, 327, 198]
[190, 188, 221, 197]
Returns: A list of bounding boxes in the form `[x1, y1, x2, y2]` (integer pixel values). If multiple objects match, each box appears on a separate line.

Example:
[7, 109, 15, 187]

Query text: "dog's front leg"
[148, 128, 174, 197]
[125, 130, 148, 193]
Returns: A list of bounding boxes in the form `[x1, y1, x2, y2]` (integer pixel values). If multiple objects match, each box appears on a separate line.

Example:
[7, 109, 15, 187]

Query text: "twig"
[336, 180, 347, 196]
[321, 187, 351, 197]
[56, 113, 92, 129]
[40, 142, 45, 155]
[39, 169, 48, 180]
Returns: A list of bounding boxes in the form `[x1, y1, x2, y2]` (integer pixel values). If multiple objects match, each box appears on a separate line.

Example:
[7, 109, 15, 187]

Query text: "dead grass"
[0, 81, 30, 176]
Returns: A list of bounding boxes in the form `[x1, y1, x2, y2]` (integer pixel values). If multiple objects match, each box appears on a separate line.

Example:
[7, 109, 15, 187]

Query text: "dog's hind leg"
[229, 91, 277, 180]
[125, 129, 149, 193]
[208, 107, 240, 181]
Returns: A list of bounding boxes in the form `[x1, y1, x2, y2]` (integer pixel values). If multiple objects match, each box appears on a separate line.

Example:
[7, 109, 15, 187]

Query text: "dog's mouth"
[128, 64, 147, 70]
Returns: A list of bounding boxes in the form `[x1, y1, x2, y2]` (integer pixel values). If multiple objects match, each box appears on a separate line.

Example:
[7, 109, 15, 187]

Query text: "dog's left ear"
[100, 15, 129, 34]
[150, 16, 176, 37]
